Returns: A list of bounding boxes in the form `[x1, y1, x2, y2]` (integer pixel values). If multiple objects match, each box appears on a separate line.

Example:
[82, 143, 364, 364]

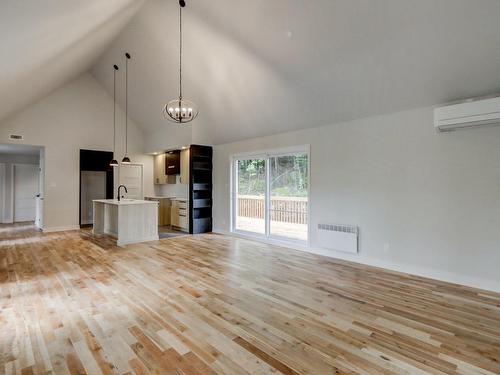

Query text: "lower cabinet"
[145, 197, 171, 226]
[171, 199, 189, 232]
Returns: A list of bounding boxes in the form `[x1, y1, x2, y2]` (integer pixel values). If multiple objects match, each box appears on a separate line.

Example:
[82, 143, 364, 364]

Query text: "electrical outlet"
[383, 243, 390, 253]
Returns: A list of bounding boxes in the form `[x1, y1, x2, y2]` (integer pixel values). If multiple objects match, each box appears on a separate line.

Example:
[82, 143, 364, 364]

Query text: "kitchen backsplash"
[154, 176, 188, 198]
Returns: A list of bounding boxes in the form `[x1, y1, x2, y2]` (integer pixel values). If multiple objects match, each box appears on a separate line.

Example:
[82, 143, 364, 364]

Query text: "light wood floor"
[0, 223, 499, 375]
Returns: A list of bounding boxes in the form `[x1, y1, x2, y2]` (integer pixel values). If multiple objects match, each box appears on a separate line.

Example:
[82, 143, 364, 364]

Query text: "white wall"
[0, 73, 154, 231]
[213, 106, 500, 292]
[0, 153, 39, 223]
[144, 125, 193, 154]
[0, 163, 4, 222]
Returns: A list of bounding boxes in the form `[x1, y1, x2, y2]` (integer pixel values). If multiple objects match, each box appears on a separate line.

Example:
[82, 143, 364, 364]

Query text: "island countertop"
[93, 199, 158, 206]
[93, 199, 159, 246]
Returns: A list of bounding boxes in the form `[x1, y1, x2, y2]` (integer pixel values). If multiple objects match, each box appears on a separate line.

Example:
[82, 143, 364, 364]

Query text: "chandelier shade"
[164, 99, 199, 123]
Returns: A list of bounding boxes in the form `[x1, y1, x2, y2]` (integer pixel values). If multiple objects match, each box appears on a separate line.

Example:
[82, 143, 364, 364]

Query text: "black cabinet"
[165, 150, 180, 175]
[189, 145, 213, 234]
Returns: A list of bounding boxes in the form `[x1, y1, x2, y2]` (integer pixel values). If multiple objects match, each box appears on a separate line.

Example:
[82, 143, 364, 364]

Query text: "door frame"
[0, 163, 5, 223]
[230, 144, 310, 245]
[12, 163, 39, 223]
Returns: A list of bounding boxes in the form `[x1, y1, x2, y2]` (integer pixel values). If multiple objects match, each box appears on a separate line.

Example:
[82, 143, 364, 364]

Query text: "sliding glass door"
[232, 148, 309, 243]
[269, 153, 308, 241]
[234, 158, 266, 234]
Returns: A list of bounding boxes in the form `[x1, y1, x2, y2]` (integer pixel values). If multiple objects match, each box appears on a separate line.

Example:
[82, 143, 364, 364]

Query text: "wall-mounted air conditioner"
[434, 96, 500, 132]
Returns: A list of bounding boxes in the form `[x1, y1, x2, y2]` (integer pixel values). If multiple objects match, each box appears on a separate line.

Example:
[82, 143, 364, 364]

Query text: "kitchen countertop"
[145, 196, 188, 201]
[170, 197, 188, 201]
[93, 199, 158, 206]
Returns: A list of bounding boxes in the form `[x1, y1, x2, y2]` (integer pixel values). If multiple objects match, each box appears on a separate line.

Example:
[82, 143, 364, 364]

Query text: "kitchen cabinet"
[154, 153, 175, 184]
[180, 148, 190, 184]
[189, 145, 213, 234]
[171, 198, 189, 232]
[154, 154, 167, 184]
[145, 197, 171, 226]
[165, 150, 180, 175]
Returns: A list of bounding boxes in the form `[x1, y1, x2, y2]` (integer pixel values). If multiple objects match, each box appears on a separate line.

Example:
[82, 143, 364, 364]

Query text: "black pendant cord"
[113, 65, 118, 157]
[179, 3, 183, 101]
[125, 53, 131, 157]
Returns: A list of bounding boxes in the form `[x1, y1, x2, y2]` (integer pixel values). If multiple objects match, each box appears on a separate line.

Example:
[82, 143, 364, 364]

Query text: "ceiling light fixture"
[122, 52, 132, 164]
[110, 64, 119, 167]
[163, 0, 199, 123]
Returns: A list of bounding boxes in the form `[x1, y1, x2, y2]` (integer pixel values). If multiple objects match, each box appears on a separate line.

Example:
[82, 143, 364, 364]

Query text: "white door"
[14, 164, 39, 222]
[36, 150, 44, 229]
[118, 164, 143, 199]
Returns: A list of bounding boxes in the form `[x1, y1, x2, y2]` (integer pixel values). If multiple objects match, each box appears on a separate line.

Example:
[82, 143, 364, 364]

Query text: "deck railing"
[237, 195, 308, 224]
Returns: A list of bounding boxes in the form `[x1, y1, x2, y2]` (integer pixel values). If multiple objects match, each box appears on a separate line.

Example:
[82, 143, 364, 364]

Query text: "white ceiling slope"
[0, 0, 146, 124]
[95, 0, 499, 144]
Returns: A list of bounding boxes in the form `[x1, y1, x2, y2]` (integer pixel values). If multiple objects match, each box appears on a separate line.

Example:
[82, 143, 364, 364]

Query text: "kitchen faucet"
[117, 185, 128, 202]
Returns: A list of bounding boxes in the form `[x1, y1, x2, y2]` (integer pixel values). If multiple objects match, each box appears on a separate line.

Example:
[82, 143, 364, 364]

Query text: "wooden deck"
[235, 217, 308, 241]
[0, 223, 499, 374]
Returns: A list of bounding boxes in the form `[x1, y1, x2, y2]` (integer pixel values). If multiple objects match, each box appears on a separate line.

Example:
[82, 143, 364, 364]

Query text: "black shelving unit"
[189, 145, 213, 234]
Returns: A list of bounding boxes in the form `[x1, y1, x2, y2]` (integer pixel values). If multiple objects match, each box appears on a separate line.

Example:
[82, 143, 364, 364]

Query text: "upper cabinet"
[154, 153, 167, 184]
[154, 148, 189, 184]
[165, 150, 180, 175]
[180, 149, 190, 185]
[154, 153, 175, 184]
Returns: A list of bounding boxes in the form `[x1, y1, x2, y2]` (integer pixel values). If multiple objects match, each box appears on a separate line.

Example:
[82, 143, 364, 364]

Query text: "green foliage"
[237, 159, 266, 195]
[237, 153, 308, 197]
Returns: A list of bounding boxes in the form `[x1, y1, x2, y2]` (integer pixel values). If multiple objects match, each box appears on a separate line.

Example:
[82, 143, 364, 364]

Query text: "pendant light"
[110, 64, 119, 167]
[122, 52, 131, 164]
[163, 0, 199, 123]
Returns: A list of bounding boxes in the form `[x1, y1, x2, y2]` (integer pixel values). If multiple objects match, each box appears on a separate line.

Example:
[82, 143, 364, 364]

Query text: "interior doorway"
[79, 149, 114, 227]
[0, 144, 44, 227]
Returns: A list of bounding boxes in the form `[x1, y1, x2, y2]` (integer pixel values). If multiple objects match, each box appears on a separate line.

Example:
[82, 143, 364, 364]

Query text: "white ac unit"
[434, 96, 500, 132]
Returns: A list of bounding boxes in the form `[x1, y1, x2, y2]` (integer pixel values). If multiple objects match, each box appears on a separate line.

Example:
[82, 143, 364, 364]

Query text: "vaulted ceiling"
[91, 0, 500, 145]
[3, 0, 500, 145]
[0, 0, 146, 123]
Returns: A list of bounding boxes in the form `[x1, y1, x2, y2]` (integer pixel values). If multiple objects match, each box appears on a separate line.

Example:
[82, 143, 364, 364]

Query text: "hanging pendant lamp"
[110, 64, 119, 167]
[122, 52, 131, 164]
[163, 0, 199, 123]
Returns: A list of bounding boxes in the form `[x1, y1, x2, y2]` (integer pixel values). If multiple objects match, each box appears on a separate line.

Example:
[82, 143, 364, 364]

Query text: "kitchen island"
[93, 199, 159, 246]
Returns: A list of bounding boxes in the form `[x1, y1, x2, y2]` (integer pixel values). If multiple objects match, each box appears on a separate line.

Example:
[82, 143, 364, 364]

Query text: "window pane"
[235, 158, 266, 234]
[269, 153, 308, 241]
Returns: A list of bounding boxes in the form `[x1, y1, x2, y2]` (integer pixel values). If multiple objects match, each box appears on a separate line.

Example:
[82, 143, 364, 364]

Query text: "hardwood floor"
[0, 223, 499, 374]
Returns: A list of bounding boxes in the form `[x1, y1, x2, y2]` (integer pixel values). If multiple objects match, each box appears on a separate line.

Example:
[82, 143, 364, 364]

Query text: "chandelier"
[163, 0, 199, 123]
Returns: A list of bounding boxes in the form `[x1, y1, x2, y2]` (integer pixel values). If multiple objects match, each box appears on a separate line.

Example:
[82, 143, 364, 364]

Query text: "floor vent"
[9, 134, 23, 140]
[317, 223, 359, 254]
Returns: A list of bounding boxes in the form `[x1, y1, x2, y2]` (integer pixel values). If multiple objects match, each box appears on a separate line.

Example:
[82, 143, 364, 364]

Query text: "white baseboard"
[42, 225, 80, 233]
[212, 228, 500, 294]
